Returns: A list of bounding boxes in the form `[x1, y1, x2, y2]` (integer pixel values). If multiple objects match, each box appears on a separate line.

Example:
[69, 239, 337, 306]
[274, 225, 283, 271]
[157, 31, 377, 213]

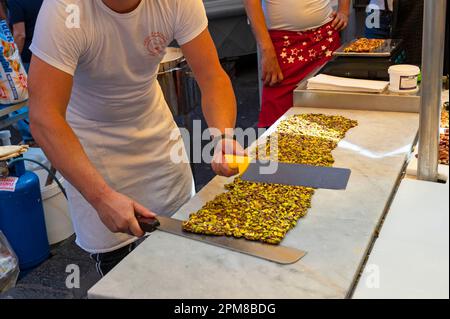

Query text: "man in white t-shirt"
[28, 0, 242, 275]
[244, 0, 350, 127]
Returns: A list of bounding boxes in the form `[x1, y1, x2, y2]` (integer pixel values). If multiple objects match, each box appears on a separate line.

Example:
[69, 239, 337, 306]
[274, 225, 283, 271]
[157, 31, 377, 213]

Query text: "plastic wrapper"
[0, 231, 19, 293]
[0, 19, 28, 105]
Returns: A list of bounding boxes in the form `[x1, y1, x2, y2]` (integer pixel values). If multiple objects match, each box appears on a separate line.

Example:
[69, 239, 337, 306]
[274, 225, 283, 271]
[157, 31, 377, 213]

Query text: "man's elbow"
[14, 32, 26, 43]
[200, 68, 231, 93]
[28, 106, 44, 140]
[28, 97, 50, 141]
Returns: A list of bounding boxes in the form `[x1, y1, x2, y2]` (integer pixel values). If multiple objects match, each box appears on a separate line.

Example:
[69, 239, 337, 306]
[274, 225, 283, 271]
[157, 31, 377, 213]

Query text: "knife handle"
[138, 217, 160, 233]
[224, 154, 251, 174]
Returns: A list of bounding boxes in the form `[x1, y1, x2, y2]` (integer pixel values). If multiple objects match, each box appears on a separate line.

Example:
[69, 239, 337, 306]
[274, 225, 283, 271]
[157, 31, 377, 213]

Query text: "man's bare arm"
[243, 0, 283, 86]
[181, 29, 243, 176]
[181, 29, 236, 136]
[28, 56, 155, 236]
[12, 22, 26, 54]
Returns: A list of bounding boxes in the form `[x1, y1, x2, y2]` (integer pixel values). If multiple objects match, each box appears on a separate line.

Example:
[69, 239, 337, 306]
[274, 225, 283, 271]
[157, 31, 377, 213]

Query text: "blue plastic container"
[0, 159, 50, 270]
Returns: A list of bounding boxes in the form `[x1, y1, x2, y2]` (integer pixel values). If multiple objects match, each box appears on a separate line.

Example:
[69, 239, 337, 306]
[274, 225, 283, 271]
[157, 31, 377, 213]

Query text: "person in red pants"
[244, 0, 351, 128]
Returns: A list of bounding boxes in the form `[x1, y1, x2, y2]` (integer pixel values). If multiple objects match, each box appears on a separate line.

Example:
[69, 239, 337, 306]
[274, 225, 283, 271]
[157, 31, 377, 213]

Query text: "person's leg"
[90, 237, 147, 277]
[258, 24, 340, 128]
[258, 30, 306, 128]
[259, 77, 298, 128]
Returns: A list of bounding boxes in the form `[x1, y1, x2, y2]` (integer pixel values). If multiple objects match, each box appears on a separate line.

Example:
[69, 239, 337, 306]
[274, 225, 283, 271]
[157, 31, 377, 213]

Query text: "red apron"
[258, 22, 341, 128]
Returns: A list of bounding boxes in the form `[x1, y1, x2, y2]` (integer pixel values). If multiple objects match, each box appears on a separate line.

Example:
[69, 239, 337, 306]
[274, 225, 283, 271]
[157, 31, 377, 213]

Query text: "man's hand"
[330, 11, 349, 31]
[212, 137, 245, 177]
[93, 188, 157, 237]
[261, 47, 284, 87]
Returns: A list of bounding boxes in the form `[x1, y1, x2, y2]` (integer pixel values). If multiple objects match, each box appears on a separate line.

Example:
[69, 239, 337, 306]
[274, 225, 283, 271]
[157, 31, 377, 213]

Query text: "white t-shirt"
[30, 0, 207, 253]
[262, 0, 333, 32]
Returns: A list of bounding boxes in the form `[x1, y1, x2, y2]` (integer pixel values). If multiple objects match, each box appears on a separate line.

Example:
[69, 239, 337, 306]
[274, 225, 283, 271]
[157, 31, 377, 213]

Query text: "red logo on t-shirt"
[144, 32, 167, 56]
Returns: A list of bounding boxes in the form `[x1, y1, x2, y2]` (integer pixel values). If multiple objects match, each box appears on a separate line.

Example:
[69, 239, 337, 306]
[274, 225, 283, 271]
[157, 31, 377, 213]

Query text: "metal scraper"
[138, 216, 306, 265]
[225, 155, 351, 190]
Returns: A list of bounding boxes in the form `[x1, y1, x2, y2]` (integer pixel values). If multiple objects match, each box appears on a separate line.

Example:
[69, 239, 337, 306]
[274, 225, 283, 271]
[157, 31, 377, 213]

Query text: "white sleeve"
[30, 0, 87, 76]
[173, 0, 209, 46]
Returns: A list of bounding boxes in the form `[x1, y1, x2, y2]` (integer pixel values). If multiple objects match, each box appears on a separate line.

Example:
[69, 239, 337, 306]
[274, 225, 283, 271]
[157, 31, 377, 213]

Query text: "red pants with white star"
[258, 22, 341, 128]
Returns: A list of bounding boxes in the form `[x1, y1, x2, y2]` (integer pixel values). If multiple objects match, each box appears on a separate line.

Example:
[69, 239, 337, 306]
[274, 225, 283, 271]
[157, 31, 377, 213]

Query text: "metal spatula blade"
[139, 216, 307, 265]
[242, 161, 351, 190]
[224, 155, 351, 190]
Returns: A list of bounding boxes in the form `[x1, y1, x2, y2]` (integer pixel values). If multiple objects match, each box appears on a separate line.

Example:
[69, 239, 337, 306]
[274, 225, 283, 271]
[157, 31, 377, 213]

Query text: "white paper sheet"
[307, 74, 389, 93]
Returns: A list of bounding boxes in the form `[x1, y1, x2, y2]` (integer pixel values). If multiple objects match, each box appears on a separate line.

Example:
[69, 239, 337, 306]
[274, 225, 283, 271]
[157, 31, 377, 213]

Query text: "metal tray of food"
[293, 63, 420, 113]
[333, 39, 403, 57]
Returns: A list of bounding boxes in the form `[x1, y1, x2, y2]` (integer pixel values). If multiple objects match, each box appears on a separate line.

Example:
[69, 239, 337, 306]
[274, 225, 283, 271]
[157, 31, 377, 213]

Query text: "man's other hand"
[212, 137, 246, 177]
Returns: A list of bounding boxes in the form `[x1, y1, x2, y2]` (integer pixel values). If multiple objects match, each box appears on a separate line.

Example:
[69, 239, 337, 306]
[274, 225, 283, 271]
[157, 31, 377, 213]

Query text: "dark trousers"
[90, 237, 147, 277]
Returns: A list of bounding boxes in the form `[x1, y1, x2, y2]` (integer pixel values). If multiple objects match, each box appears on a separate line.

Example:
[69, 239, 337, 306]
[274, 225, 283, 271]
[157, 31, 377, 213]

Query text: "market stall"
[0, 0, 447, 302]
[88, 106, 418, 299]
[87, 0, 450, 299]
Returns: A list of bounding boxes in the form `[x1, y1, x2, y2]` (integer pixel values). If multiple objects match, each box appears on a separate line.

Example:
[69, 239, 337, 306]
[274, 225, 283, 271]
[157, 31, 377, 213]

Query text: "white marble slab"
[353, 179, 449, 299]
[88, 107, 419, 299]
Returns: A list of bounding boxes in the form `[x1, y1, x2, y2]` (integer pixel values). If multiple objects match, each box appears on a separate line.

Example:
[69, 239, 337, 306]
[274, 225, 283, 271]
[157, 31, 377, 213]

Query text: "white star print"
[298, 55, 304, 61]
[288, 56, 295, 64]
[322, 45, 327, 51]
[325, 50, 333, 57]
[328, 31, 333, 36]
[327, 38, 334, 43]
[284, 40, 291, 46]
[280, 52, 287, 58]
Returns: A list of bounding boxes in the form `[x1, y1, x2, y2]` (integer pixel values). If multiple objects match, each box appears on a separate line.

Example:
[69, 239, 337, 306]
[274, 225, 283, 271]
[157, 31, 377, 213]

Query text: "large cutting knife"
[138, 216, 306, 265]
[225, 155, 351, 190]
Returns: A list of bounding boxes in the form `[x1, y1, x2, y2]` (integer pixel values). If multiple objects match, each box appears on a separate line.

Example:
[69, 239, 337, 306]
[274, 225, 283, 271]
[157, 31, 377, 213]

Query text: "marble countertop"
[88, 107, 419, 299]
[353, 179, 449, 299]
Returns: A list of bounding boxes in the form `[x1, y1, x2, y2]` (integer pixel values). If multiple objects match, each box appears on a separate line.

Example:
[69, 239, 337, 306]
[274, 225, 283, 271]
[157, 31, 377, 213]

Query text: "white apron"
[65, 88, 194, 254]
[29, 0, 208, 253]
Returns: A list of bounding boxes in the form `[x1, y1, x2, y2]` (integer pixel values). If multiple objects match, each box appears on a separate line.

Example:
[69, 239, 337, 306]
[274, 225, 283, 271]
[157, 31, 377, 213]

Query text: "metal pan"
[333, 39, 403, 57]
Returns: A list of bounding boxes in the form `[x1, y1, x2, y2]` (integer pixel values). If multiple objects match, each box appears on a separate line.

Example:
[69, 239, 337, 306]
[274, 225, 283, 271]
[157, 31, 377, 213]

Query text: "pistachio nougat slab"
[183, 114, 358, 244]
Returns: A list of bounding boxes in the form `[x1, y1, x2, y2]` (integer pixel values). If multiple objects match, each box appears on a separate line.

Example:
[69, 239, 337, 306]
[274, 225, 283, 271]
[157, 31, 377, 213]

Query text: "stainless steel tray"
[333, 39, 403, 57]
[293, 63, 420, 113]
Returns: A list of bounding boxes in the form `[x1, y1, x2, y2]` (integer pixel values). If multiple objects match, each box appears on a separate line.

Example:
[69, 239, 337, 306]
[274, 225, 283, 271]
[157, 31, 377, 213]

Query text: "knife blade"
[225, 155, 351, 190]
[138, 216, 306, 265]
